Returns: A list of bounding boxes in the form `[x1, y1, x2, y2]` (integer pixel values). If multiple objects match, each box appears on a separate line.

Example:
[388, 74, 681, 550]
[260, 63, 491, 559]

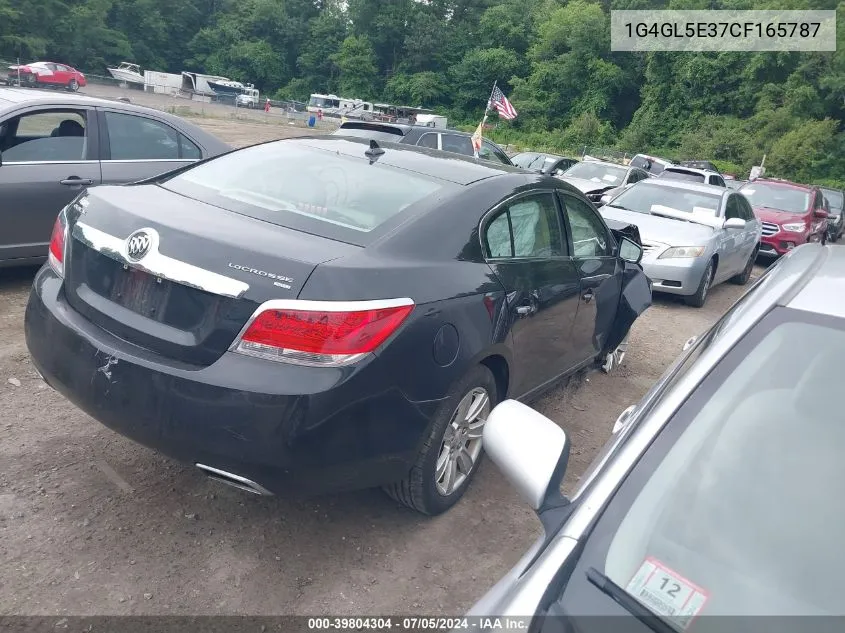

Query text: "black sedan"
[24, 137, 651, 515]
[511, 152, 579, 175]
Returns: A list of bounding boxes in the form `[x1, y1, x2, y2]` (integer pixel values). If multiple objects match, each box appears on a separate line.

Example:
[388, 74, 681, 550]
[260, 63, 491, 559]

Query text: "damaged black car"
[24, 136, 652, 516]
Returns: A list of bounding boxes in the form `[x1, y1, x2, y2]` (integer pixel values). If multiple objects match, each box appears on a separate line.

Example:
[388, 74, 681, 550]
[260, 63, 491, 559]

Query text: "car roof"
[663, 165, 720, 177]
[300, 135, 526, 185]
[632, 178, 728, 197]
[754, 244, 845, 320]
[581, 158, 631, 169]
[0, 87, 132, 108]
[0, 88, 232, 154]
[746, 178, 815, 193]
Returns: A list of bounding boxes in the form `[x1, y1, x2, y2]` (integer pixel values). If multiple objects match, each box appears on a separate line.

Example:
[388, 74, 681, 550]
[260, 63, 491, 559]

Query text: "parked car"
[658, 165, 727, 187]
[629, 153, 674, 175]
[559, 159, 650, 204]
[468, 241, 845, 624]
[599, 179, 761, 307]
[680, 159, 721, 172]
[7, 62, 87, 91]
[24, 137, 651, 516]
[510, 152, 578, 175]
[726, 178, 748, 190]
[331, 120, 513, 166]
[0, 88, 231, 267]
[740, 178, 829, 257]
[819, 186, 844, 242]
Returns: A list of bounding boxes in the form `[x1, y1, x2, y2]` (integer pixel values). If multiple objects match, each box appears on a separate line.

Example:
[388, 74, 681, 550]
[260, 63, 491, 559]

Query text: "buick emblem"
[125, 229, 154, 261]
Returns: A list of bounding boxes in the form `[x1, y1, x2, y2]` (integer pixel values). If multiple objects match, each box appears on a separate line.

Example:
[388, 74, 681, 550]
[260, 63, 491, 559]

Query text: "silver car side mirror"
[483, 400, 570, 512]
[600, 193, 612, 204]
[723, 218, 746, 230]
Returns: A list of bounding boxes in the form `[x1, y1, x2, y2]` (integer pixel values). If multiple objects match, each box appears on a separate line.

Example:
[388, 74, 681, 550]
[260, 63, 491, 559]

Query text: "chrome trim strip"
[103, 159, 198, 164]
[3, 160, 94, 166]
[195, 464, 273, 496]
[72, 221, 250, 299]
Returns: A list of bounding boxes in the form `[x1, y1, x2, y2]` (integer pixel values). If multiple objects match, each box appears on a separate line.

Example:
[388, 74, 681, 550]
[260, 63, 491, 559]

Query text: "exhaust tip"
[195, 463, 273, 496]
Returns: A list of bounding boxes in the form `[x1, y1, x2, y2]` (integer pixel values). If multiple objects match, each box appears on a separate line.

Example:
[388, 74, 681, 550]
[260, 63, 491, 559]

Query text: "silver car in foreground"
[467, 243, 845, 627]
[599, 179, 761, 307]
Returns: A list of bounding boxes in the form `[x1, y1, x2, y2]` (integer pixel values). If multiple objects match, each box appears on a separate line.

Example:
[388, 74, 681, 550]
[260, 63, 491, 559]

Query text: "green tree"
[330, 35, 379, 98]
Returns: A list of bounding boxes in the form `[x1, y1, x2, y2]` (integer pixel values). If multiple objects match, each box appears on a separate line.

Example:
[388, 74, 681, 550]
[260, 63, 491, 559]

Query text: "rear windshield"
[160, 141, 447, 244]
[336, 123, 406, 143]
[740, 182, 810, 214]
[660, 168, 705, 183]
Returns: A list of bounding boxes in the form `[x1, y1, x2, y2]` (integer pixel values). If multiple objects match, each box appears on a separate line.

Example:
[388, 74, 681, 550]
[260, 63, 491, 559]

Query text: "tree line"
[2, 0, 844, 184]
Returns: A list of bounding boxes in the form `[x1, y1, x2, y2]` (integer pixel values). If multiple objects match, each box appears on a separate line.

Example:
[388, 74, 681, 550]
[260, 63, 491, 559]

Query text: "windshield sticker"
[650, 204, 684, 215]
[603, 174, 619, 182]
[625, 557, 709, 629]
[742, 188, 755, 195]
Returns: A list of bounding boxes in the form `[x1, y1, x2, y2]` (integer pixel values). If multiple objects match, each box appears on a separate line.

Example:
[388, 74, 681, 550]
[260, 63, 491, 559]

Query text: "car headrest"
[56, 119, 84, 137]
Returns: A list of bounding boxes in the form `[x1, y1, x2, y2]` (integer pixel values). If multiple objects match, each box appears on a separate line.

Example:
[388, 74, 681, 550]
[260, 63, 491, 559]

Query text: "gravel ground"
[0, 95, 772, 616]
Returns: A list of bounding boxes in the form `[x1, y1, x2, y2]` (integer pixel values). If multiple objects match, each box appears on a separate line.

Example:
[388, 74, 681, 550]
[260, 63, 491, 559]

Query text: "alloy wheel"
[434, 387, 490, 496]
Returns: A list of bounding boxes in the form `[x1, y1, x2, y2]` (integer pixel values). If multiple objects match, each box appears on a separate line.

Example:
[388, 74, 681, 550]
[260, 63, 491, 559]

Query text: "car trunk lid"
[63, 185, 359, 366]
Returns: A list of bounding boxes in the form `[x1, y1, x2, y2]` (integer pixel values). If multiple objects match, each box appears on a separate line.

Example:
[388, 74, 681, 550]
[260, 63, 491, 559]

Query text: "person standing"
[264, 98, 271, 113]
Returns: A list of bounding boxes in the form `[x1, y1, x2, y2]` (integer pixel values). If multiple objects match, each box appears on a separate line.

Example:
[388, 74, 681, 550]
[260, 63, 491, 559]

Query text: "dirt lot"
[0, 106, 769, 616]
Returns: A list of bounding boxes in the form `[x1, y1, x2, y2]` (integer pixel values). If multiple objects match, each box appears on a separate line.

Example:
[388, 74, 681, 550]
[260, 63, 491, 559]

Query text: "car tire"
[68, 79, 78, 92]
[730, 247, 757, 285]
[383, 364, 497, 516]
[684, 259, 714, 308]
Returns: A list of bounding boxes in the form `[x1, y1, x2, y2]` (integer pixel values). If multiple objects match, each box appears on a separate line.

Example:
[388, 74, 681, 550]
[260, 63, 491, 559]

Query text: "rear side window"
[441, 134, 473, 156]
[105, 111, 186, 160]
[483, 193, 565, 259]
[161, 141, 447, 243]
[416, 133, 438, 149]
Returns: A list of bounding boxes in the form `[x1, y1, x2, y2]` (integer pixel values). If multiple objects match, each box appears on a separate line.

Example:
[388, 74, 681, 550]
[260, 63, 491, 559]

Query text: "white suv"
[659, 165, 727, 187]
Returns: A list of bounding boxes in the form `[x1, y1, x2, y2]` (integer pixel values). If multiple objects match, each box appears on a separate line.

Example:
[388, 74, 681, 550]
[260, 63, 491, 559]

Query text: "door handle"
[515, 304, 536, 317]
[582, 289, 594, 303]
[60, 177, 93, 186]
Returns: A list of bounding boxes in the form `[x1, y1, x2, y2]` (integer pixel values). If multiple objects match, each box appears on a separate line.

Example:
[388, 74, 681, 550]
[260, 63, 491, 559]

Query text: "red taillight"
[48, 214, 66, 276]
[234, 300, 414, 366]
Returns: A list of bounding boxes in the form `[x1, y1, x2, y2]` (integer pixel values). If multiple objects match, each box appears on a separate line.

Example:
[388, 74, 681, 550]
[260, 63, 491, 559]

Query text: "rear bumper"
[640, 256, 708, 297]
[25, 266, 441, 497]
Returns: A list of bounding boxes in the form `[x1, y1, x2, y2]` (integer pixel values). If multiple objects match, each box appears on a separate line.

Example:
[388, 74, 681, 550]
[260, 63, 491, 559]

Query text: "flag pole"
[473, 80, 498, 158]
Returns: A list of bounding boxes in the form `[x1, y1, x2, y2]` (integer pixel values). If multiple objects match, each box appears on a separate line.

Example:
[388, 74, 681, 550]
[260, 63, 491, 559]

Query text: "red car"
[739, 178, 829, 257]
[8, 61, 87, 91]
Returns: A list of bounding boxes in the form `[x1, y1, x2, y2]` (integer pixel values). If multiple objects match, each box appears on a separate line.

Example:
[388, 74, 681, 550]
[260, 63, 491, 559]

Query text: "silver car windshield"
[564, 162, 627, 185]
[610, 183, 721, 217]
[604, 316, 845, 618]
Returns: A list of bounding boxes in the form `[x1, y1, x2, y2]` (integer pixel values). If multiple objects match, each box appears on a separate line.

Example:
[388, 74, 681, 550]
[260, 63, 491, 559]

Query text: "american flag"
[489, 85, 517, 120]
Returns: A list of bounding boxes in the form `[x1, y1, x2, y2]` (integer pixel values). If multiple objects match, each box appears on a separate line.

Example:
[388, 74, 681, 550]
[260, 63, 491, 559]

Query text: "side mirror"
[723, 218, 746, 230]
[618, 236, 643, 264]
[552, 168, 566, 177]
[483, 400, 570, 512]
[612, 405, 636, 434]
[814, 209, 829, 219]
[600, 193, 612, 204]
